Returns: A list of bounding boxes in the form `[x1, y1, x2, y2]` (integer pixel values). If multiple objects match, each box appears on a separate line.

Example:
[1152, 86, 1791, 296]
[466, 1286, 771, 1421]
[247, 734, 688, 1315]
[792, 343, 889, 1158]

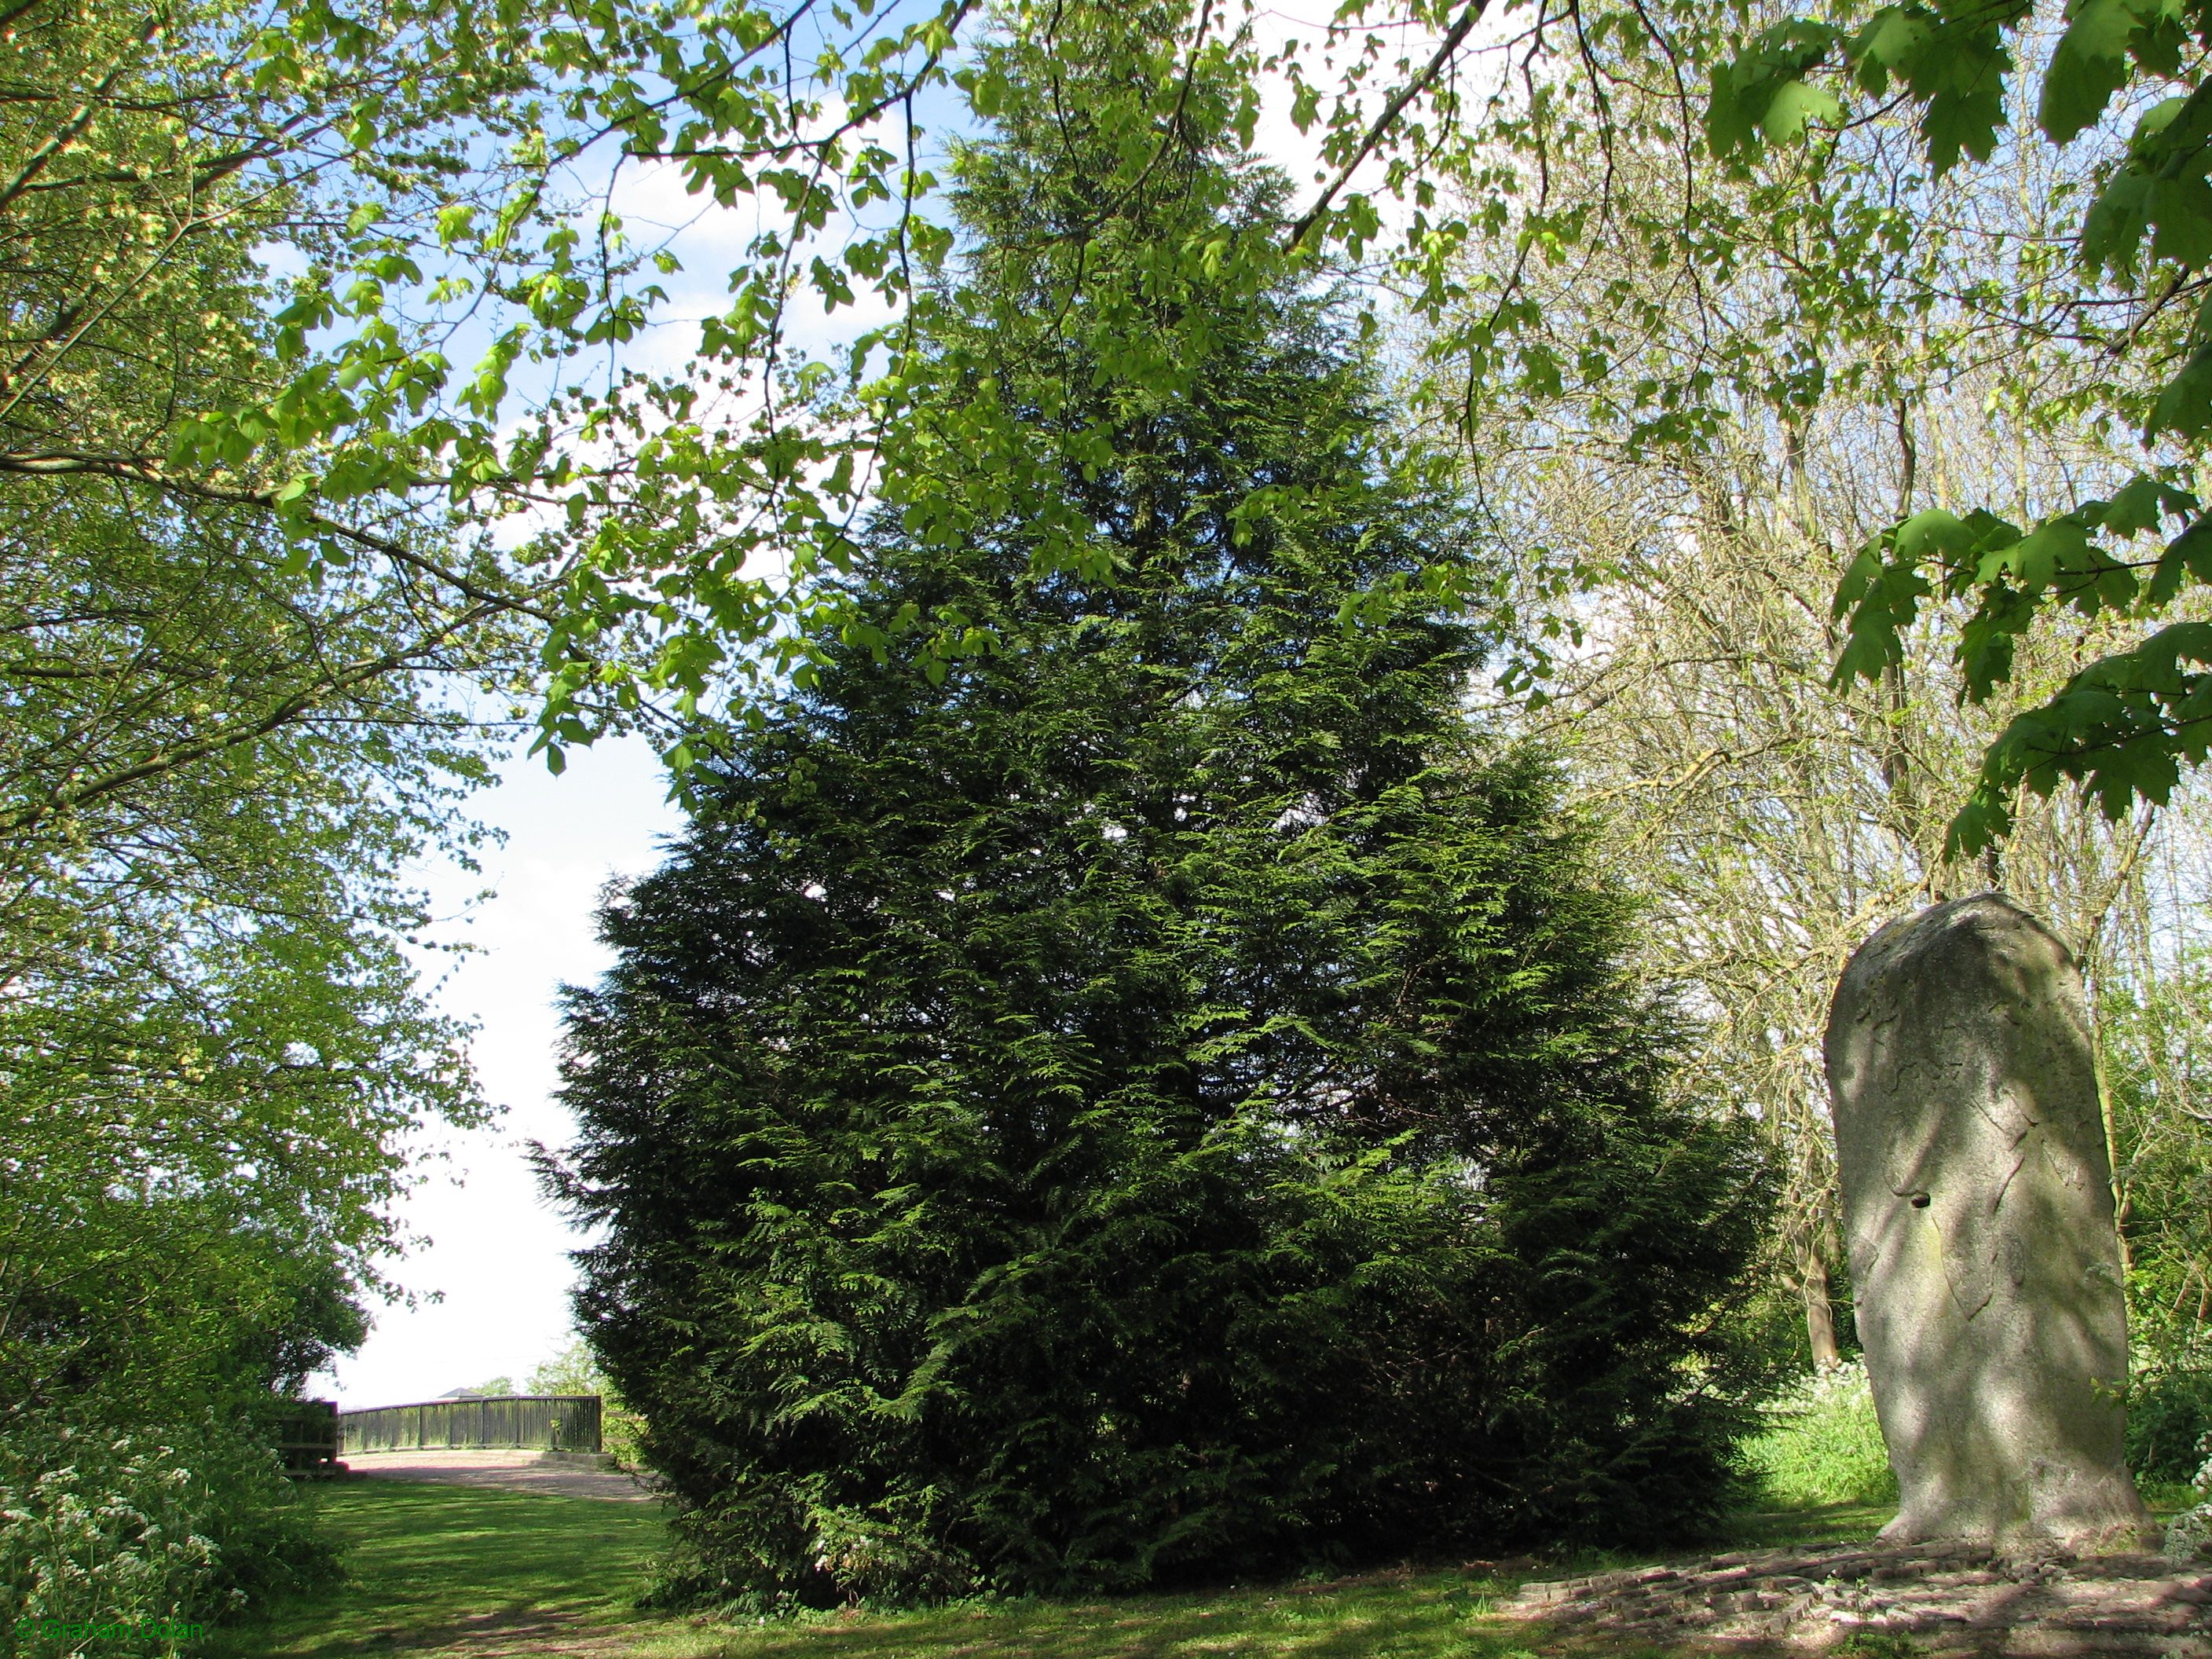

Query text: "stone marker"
[1824, 892, 2152, 1551]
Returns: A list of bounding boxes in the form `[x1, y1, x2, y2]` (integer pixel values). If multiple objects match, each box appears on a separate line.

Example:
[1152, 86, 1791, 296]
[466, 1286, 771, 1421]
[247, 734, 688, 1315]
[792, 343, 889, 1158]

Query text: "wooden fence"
[339, 1394, 602, 1455]
[274, 1399, 341, 1472]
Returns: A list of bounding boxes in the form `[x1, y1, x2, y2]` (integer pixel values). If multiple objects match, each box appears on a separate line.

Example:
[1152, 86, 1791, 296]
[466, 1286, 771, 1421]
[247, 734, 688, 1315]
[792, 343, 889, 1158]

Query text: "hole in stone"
[1910, 1192, 1932, 1208]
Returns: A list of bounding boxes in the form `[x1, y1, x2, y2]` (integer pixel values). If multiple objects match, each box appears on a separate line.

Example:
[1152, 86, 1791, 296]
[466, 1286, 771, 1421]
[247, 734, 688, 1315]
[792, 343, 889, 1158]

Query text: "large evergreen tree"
[550, 33, 1769, 1606]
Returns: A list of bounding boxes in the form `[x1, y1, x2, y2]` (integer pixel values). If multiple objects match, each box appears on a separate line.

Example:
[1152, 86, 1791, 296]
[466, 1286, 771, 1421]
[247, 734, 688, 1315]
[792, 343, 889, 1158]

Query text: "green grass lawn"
[656, 1572, 1599, 1659]
[209, 1480, 669, 1657]
[209, 1481, 1901, 1659]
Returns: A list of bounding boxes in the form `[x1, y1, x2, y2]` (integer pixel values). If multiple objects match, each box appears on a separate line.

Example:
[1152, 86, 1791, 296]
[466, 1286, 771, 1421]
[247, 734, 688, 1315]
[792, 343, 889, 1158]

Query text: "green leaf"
[1760, 79, 1844, 143]
[1958, 583, 2039, 698]
[2149, 340, 2212, 439]
[2041, 0, 2139, 145]
[2150, 509, 2212, 604]
[1705, 20, 1844, 161]
[1837, 2, 2028, 174]
[1848, 6, 1930, 94]
[2083, 166, 2154, 272]
[2097, 474, 2189, 538]
[2005, 515, 2104, 591]
[2148, 173, 2212, 266]
[1831, 539, 1931, 685]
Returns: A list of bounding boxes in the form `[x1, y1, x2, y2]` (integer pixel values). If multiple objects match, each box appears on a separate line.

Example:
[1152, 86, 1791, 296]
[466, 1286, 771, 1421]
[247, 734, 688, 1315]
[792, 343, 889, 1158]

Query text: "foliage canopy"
[1540, 0, 2212, 846]
[29, 0, 2212, 844]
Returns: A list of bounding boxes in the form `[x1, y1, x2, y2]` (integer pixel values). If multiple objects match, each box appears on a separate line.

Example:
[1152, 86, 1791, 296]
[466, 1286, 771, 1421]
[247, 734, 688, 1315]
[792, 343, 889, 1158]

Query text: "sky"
[316, 735, 679, 1408]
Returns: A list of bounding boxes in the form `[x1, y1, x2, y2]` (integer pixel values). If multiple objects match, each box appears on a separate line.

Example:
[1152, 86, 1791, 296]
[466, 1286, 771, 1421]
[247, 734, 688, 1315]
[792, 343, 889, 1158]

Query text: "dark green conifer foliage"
[551, 30, 1770, 1605]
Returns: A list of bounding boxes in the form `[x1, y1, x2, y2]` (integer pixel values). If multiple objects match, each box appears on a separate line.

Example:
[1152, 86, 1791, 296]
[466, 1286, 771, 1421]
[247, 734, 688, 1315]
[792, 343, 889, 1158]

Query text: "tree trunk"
[1797, 1237, 1841, 1370]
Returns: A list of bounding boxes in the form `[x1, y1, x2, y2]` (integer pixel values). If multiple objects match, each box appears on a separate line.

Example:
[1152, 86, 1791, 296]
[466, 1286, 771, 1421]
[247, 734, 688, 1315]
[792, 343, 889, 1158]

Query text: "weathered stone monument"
[1823, 892, 2152, 1550]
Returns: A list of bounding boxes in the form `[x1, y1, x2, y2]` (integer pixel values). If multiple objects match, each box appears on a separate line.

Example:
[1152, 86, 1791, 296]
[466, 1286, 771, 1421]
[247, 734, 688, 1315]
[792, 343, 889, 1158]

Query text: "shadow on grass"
[643, 1573, 1551, 1659]
[640, 1551, 1760, 1659]
[216, 1478, 1905, 1659]
[209, 1478, 669, 1658]
[1718, 1499, 1896, 1552]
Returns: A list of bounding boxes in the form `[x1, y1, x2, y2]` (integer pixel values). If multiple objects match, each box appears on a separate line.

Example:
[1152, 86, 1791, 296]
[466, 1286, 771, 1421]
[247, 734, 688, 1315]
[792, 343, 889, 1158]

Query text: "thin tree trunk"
[2096, 1048, 2134, 1283]
[1797, 1238, 1842, 1370]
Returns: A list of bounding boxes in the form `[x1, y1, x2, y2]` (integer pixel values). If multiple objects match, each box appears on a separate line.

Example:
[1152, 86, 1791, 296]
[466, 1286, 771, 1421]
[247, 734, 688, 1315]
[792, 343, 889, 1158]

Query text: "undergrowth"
[1741, 1362, 1897, 1509]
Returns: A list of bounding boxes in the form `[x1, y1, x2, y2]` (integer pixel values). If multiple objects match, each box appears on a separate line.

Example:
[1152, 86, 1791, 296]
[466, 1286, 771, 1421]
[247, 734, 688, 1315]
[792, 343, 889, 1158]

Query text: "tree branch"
[1283, 0, 1492, 251]
[0, 450, 558, 623]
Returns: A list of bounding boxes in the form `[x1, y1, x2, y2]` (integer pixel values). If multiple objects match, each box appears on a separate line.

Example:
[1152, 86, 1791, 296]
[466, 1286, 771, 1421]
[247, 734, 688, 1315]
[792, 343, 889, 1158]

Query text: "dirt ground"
[1506, 1540, 2212, 1654]
[339, 1448, 658, 1502]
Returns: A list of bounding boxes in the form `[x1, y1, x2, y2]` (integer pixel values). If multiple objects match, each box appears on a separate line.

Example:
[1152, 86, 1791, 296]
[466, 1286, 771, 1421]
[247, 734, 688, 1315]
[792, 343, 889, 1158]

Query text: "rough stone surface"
[1824, 893, 2152, 1551]
[1501, 1541, 2212, 1654]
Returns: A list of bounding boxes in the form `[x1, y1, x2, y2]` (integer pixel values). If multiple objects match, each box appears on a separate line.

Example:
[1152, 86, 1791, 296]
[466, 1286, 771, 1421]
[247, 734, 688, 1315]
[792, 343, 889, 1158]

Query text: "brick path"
[1506, 1541, 2212, 1654]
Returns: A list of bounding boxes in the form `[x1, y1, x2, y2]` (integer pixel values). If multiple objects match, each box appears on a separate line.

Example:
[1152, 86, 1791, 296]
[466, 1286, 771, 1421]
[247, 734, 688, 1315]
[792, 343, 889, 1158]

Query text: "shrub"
[1743, 1361, 1897, 1508]
[2155, 1431, 2212, 1561]
[528, 1339, 646, 1469]
[0, 1412, 335, 1659]
[2128, 1367, 2212, 1485]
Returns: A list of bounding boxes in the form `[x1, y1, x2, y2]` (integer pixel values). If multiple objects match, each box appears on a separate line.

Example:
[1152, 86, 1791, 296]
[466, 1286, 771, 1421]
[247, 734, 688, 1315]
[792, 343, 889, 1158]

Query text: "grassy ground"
[209, 1481, 1901, 1659]
[665, 1572, 1602, 1659]
[208, 1480, 667, 1658]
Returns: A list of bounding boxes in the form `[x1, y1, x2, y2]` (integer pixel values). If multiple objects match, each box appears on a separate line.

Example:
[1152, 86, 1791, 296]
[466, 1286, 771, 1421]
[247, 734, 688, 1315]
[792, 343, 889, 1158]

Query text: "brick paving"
[1505, 1541, 2212, 1654]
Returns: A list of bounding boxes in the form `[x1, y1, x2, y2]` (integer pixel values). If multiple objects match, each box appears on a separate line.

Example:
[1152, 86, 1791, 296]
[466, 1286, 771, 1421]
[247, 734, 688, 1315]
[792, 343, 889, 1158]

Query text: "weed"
[1835, 1632, 1922, 1657]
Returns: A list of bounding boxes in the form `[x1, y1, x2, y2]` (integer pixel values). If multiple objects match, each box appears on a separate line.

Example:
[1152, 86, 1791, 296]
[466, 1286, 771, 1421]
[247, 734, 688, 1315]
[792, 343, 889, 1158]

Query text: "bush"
[0, 1412, 336, 1659]
[528, 1339, 646, 1469]
[590, 1088, 1766, 1606]
[1742, 1361, 1897, 1508]
[2128, 1367, 2212, 1485]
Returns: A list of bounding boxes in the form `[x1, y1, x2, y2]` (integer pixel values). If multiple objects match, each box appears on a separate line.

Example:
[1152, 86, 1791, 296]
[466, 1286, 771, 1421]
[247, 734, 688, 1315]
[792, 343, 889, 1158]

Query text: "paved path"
[341, 1448, 657, 1502]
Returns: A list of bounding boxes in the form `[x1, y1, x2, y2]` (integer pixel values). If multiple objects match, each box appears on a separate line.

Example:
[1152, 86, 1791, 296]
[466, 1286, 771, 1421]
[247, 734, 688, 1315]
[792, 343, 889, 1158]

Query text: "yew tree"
[549, 29, 1769, 1606]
